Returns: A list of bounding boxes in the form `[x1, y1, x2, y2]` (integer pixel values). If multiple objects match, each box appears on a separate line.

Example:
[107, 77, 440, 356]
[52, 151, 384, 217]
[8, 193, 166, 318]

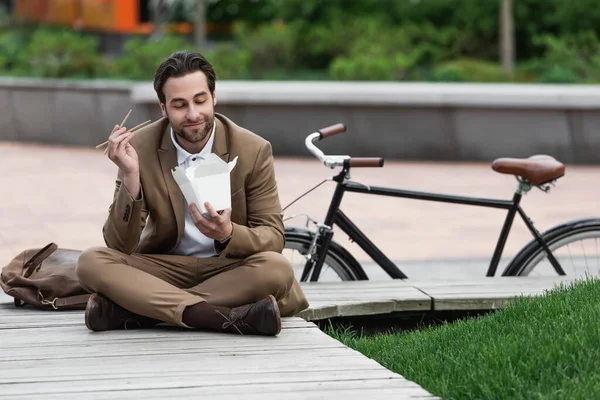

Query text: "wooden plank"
[303, 290, 427, 299]
[301, 280, 414, 289]
[432, 292, 555, 310]
[0, 369, 408, 396]
[0, 350, 373, 374]
[0, 336, 348, 358]
[0, 355, 379, 382]
[298, 281, 432, 320]
[413, 276, 578, 310]
[0, 314, 315, 330]
[3, 382, 439, 400]
[411, 275, 575, 285]
[0, 340, 349, 361]
[0, 322, 324, 345]
[411, 276, 575, 291]
[298, 298, 430, 321]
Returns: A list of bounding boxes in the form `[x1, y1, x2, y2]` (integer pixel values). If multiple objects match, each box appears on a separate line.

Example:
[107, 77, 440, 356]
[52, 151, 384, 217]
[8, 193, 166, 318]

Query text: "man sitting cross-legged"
[76, 51, 309, 336]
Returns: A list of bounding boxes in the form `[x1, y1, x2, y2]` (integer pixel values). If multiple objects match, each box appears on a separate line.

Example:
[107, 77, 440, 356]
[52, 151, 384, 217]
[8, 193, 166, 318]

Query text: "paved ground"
[1, 141, 598, 280]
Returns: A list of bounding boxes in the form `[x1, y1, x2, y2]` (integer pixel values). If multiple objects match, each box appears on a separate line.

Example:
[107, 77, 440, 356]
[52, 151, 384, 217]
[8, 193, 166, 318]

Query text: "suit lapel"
[212, 117, 230, 163]
[157, 125, 185, 247]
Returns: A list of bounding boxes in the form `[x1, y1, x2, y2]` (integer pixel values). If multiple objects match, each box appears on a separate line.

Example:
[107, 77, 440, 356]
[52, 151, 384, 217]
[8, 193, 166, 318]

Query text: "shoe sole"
[268, 294, 282, 335]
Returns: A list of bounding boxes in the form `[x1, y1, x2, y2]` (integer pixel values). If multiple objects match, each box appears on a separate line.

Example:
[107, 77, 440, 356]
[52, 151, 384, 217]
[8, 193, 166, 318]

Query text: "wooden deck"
[0, 291, 438, 400]
[0, 276, 581, 398]
[297, 276, 578, 321]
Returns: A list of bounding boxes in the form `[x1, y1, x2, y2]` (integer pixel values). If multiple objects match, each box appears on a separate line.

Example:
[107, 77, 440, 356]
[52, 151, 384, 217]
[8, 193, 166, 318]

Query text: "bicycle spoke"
[580, 239, 590, 275]
[566, 243, 575, 275]
[596, 238, 600, 274]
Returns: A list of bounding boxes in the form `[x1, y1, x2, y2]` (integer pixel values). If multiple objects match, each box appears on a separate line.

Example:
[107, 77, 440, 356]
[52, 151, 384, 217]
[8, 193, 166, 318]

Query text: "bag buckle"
[37, 290, 58, 310]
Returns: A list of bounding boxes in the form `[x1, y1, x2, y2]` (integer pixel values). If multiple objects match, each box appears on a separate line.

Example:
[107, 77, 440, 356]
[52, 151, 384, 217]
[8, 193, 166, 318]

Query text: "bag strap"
[55, 294, 91, 309]
[37, 291, 91, 310]
[15, 293, 91, 310]
[23, 243, 58, 278]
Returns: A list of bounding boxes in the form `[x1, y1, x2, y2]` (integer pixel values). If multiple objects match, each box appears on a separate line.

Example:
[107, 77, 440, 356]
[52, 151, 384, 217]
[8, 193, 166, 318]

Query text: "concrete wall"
[3, 77, 600, 164]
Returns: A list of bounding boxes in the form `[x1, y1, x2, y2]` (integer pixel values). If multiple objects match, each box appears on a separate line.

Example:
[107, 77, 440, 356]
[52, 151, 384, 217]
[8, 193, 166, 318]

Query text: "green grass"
[327, 278, 600, 400]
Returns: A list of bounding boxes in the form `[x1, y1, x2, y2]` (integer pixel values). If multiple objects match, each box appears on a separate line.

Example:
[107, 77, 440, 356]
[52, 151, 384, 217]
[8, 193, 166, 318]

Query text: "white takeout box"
[171, 153, 238, 216]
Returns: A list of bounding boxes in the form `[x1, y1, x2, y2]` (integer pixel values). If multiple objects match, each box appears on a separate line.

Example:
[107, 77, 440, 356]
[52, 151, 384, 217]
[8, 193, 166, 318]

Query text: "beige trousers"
[76, 247, 309, 328]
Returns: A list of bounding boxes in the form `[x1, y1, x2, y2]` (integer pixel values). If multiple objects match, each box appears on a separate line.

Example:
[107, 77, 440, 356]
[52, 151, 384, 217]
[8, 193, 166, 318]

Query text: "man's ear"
[159, 102, 167, 119]
[212, 91, 217, 107]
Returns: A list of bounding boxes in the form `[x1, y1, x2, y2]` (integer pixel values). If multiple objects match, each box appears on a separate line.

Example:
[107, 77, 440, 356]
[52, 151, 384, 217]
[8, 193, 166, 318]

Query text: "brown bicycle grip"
[346, 157, 385, 168]
[318, 123, 346, 139]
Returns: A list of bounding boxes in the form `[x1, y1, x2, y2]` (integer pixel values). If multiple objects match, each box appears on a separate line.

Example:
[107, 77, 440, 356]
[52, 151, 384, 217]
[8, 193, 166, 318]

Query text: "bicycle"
[282, 123, 600, 282]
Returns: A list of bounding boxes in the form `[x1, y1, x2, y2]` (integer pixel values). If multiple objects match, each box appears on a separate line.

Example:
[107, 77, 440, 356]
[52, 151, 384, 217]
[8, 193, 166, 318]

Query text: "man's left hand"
[189, 202, 233, 242]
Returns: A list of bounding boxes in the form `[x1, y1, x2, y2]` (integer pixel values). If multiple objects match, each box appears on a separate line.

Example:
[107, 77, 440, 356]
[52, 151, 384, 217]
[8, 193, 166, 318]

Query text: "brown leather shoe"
[217, 295, 281, 336]
[85, 293, 159, 332]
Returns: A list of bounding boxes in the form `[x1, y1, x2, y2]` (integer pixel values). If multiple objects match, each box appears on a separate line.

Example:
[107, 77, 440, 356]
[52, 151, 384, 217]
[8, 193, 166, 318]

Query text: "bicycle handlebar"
[345, 157, 385, 168]
[318, 123, 346, 139]
[305, 123, 385, 169]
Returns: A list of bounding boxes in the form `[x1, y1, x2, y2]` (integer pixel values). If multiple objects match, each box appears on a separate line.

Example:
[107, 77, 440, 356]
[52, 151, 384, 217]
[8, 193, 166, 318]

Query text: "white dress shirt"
[169, 122, 217, 258]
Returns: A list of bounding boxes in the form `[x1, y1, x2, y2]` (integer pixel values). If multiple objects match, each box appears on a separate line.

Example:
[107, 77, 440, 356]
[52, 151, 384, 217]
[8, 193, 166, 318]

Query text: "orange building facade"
[13, 0, 197, 35]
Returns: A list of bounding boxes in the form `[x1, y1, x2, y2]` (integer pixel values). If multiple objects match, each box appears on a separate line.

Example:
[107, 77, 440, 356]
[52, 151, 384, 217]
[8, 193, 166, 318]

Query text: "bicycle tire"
[502, 217, 600, 276]
[283, 228, 368, 281]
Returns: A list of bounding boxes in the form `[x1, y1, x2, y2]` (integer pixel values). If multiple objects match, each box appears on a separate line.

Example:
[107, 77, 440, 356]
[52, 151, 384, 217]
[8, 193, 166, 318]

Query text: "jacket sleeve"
[215, 141, 285, 258]
[102, 169, 149, 254]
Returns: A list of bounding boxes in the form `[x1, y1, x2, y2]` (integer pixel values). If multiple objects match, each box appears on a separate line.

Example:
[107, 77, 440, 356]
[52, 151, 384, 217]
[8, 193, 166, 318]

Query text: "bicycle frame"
[304, 166, 566, 282]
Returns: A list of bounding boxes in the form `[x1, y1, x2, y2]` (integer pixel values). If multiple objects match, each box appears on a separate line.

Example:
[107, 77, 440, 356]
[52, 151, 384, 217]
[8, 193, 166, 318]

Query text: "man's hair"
[153, 50, 216, 104]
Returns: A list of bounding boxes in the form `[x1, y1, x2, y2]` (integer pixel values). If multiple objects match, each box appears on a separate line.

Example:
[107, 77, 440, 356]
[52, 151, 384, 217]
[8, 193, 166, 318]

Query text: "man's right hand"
[107, 125, 140, 198]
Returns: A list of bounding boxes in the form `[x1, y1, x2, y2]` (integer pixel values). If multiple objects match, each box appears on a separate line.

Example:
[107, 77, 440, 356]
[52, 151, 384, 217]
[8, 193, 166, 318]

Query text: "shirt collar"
[170, 121, 216, 166]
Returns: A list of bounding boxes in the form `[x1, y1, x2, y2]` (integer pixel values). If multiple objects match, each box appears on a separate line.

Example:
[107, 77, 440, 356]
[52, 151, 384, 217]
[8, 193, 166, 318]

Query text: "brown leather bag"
[0, 243, 90, 310]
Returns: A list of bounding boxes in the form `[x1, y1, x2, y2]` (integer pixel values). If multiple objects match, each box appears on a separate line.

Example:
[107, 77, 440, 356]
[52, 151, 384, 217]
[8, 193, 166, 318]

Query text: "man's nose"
[187, 106, 201, 120]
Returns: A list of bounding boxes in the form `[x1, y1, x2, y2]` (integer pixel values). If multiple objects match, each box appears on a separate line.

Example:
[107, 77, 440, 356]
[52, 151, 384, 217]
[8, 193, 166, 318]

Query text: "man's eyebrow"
[170, 92, 208, 103]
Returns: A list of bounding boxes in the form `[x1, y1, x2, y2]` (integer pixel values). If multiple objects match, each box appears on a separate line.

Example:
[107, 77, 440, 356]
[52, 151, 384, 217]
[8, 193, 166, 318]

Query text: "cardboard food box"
[171, 153, 238, 217]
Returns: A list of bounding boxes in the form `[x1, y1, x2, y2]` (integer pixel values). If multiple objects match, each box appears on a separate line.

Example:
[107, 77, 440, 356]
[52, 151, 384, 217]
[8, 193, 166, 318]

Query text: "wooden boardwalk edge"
[297, 276, 579, 321]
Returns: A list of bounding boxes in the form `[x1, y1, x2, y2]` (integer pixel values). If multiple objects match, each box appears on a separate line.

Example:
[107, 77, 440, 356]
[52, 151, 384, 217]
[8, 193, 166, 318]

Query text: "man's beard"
[172, 114, 214, 145]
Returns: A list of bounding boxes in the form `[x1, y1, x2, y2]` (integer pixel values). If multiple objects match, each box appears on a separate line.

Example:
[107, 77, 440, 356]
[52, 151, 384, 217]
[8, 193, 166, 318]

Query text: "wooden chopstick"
[96, 109, 131, 149]
[129, 119, 152, 133]
[97, 119, 152, 152]
[119, 109, 132, 128]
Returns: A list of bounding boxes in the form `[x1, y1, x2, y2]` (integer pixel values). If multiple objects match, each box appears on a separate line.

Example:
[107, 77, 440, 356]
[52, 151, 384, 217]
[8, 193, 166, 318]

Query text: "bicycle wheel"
[502, 217, 600, 278]
[283, 228, 368, 281]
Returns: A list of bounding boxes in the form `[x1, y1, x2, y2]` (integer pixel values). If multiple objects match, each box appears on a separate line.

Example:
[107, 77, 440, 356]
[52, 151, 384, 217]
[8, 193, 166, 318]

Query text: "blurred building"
[12, 0, 186, 33]
[9, 0, 228, 52]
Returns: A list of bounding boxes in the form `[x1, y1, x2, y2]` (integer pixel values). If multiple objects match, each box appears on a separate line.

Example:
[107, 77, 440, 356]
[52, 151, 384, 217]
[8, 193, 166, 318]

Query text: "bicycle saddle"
[491, 155, 565, 185]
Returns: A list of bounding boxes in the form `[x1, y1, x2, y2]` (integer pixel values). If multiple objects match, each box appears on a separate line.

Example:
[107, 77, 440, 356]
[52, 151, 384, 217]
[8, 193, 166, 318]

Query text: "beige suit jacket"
[102, 113, 285, 260]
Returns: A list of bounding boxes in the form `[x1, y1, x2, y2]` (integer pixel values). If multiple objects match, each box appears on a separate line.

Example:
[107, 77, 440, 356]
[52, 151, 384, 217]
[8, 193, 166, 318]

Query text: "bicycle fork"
[300, 223, 335, 282]
[301, 172, 351, 281]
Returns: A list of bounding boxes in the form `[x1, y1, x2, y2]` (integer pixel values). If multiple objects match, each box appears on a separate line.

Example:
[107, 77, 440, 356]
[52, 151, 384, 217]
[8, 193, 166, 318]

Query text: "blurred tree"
[500, 0, 515, 75]
[195, 0, 206, 49]
[151, 0, 167, 39]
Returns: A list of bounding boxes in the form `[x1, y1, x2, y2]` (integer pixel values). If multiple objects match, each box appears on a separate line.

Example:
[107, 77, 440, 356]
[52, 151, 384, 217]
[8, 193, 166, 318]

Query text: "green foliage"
[204, 20, 297, 80]
[231, 21, 296, 79]
[165, 0, 280, 25]
[432, 59, 512, 83]
[11, 27, 104, 78]
[0, 28, 31, 73]
[3, 1, 600, 83]
[327, 20, 470, 81]
[205, 42, 251, 80]
[334, 278, 600, 400]
[330, 52, 416, 81]
[115, 35, 192, 81]
[516, 31, 600, 84]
